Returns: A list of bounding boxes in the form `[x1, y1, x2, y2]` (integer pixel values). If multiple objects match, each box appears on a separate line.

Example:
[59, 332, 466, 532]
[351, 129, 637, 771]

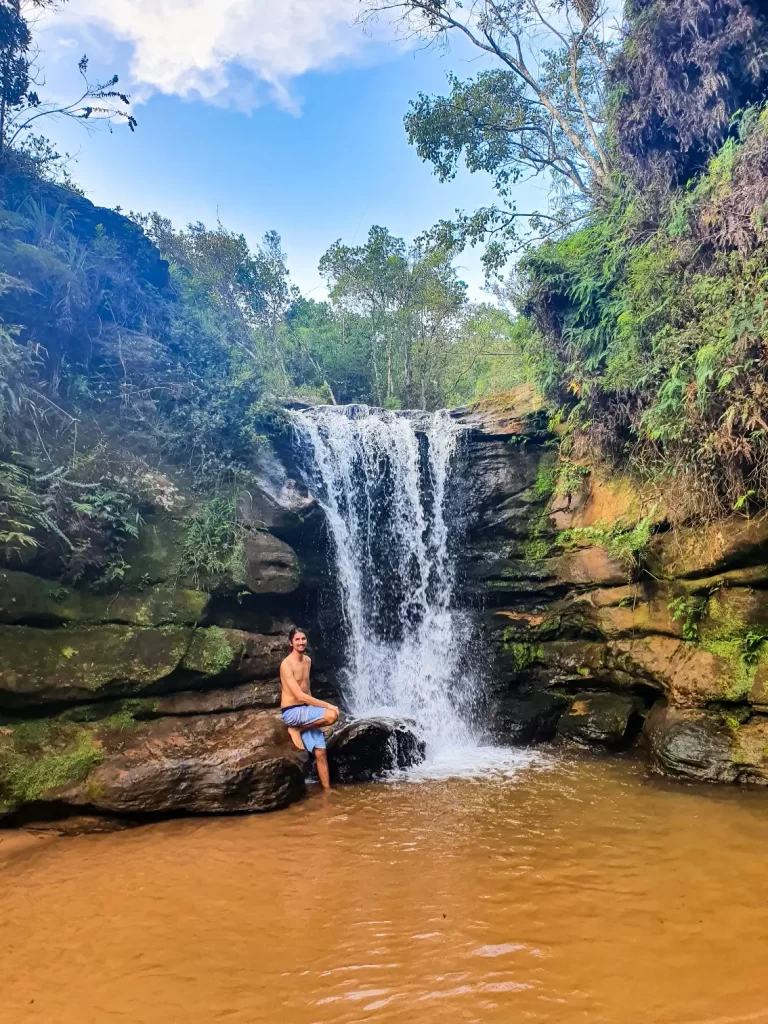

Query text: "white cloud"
[40, 0, 388, 111]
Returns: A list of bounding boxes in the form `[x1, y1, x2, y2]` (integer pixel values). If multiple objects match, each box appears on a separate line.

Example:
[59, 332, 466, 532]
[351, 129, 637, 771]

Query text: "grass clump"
[177, 494, 247, 589]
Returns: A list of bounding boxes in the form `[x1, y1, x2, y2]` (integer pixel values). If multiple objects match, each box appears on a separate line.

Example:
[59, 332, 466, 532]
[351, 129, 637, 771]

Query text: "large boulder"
[66, 711, 306, 815]
[645, 703, 768, 785]
[0, 624, 286, 706]
[0, 569, 207, 627]
[241, 531, 300, 595]
[557, 692, 644, 749]
[644, 704, 740, 783]
[0, 709, 307, 817]
[327, 718, 426, 782]
[496, 692, 569, 744]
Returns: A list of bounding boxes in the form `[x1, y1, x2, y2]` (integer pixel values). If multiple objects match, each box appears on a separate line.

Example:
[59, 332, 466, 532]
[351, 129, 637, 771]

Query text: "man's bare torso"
[280, 652, 312, 707]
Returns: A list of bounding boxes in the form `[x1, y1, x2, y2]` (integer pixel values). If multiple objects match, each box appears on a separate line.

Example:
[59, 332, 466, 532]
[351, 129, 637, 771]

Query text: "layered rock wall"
[0, 450, 334, 824]
[455, 390, 768, 786]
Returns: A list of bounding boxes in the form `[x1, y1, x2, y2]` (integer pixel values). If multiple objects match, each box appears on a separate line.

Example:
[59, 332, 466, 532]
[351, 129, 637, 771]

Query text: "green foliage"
[517, 104, 768, 522]
[319, 225, 467, 409]
[0, 2, 135, 163]
[0, 719, 102, 810]
[369, 0, 614, 270]
[741, 630, 768, 666]
[500, 636, 543, 673]
[667, 595, 706, 641]
[559, 515, 656, 573]
[0, 460, 63, 555]
[178, 494, 246, 588]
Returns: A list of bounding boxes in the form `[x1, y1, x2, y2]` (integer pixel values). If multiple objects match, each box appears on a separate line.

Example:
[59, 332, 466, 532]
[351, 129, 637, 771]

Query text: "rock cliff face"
[453, 388, 768, 787]
[0, 448, 331, 825]
[5, 383, 767, 830]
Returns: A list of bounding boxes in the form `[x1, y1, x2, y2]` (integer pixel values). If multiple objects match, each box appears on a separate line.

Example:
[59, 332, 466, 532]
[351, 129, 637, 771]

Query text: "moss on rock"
[0, 624, 193, 704]
[181, 626, 241, 676]
[0, 569, 207, 627]
[0, 719, 103, 813]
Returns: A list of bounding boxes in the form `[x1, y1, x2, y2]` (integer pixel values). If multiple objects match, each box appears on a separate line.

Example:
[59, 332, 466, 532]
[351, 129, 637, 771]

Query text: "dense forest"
[3, 0, 768, 590]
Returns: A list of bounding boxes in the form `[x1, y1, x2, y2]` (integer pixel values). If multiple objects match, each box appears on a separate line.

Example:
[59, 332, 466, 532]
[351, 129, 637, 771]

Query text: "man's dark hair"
[288, 626, 306, 646]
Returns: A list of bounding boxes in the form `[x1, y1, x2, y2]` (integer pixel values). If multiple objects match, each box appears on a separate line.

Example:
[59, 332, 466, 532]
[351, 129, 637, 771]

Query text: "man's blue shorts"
[281, 705, 327, 752]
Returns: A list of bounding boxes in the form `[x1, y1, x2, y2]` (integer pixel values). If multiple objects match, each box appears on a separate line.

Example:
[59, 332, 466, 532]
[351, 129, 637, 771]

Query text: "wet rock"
[557, 692, 644, 749]
[238, 450, 315, 533]
[644, 704, 740, 783]
[21, 815, 135, 836]
[496, 692, 569, 744]
[327, 718, 426, 782]
[66, 711, 307, 815]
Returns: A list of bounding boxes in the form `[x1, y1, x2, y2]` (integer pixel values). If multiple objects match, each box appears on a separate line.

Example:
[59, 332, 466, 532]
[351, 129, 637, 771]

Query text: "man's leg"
[297, 707, 338, 731]
[314, 747, 331, 790]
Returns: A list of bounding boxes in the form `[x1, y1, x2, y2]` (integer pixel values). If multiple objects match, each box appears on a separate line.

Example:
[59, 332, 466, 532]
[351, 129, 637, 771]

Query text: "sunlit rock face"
[452, 389, 768, 787]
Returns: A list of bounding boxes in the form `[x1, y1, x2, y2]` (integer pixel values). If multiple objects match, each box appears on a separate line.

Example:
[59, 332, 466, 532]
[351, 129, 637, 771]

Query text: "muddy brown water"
[3, 753, 768, 1024]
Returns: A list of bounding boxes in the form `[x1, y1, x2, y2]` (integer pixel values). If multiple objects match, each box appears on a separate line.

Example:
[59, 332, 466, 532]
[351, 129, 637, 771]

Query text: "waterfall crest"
[292, 405, 476, 754]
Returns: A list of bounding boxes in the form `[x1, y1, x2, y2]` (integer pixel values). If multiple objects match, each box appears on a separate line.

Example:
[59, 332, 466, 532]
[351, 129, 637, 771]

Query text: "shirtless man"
[280, 627, 339, 790]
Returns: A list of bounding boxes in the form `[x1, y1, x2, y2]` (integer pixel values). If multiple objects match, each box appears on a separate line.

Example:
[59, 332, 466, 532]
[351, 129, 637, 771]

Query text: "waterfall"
[292, 405, 478, 756]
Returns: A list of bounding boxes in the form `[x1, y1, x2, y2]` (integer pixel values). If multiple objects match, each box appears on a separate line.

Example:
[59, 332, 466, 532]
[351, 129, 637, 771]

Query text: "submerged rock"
[557, 692, 644, 749]
[327, 718, 426, 782]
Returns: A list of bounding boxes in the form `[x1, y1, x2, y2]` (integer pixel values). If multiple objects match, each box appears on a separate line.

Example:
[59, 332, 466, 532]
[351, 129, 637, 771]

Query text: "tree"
[360, 0, 615, 273]
[281, 297, 372, 405]
[319, 225, 467, 408]
[0, 0, 136, 165]
[137, 215, 297, 386]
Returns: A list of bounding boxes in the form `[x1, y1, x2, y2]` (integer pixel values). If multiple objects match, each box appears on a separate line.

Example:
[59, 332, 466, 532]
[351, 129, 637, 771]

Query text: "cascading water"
[293, 404, 540, 777]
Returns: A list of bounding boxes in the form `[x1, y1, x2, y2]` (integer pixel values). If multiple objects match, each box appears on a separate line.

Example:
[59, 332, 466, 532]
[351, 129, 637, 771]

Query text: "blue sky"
[33, 2, 545, 300]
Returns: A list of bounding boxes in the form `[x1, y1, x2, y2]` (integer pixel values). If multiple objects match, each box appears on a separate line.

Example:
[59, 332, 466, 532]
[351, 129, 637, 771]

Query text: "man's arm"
[280, 661, 336, 710]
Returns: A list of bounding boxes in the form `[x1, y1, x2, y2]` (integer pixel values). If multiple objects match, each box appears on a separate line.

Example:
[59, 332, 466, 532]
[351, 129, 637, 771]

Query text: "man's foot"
[287, 727, 304, 751]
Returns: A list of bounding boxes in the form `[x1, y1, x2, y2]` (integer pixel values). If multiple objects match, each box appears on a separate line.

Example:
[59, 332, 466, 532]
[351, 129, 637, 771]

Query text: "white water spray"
[293, 404, 544, 778]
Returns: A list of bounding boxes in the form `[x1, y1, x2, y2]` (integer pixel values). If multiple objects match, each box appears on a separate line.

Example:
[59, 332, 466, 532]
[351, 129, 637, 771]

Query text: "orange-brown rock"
[652, 516, 768, 579]
[552, 474, 647, 532]
[451, 385, 545, 438]
[595, 599, 682, 639]
[548, 546, 627, 587]
[65, 711, 306, 814]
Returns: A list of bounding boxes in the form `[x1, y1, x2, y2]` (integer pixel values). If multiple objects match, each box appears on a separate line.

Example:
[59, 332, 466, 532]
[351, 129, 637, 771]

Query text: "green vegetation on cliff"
[0, 719, 102, 812]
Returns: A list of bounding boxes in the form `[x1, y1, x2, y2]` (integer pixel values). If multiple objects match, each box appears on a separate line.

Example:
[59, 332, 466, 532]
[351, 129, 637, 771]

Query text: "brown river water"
[3, 751, 768, 1024]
